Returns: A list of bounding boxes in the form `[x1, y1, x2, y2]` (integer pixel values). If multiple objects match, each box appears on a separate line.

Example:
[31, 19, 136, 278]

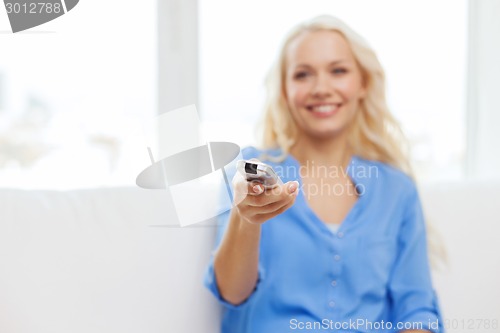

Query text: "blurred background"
[1, 1, 500, 332]
[1, 0, 499, 190]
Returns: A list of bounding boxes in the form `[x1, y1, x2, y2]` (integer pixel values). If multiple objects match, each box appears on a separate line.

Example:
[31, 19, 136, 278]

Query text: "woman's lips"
[306, 104, 342, 117]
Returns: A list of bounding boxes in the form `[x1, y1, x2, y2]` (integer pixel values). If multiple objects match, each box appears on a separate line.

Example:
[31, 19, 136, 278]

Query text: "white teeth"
[311, 104, 339, 113]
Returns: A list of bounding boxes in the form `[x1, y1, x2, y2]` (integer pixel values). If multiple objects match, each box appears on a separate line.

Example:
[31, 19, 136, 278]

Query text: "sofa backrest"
[0, 182, 499, 332]
[419, 181, 500, 331]
[0, 187, 221, 333]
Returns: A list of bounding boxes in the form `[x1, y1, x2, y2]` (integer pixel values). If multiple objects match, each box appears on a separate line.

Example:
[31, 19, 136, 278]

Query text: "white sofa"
[0, 182, 499, 333]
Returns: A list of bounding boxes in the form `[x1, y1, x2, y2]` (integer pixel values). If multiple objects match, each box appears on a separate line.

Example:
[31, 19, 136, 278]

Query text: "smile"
[306, 103, 342, 116]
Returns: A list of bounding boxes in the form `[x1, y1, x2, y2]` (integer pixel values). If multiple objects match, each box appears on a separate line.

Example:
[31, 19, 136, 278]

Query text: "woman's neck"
[289, 132, 352, 169]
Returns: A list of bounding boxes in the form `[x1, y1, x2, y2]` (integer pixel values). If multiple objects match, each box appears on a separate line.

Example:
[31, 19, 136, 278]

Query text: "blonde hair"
[257, 15, 411, 175]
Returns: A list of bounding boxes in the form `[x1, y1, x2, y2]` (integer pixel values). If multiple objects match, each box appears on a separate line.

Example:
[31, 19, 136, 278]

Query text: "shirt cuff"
[396, 291, 444, 333]
[203, 257, 266, 310]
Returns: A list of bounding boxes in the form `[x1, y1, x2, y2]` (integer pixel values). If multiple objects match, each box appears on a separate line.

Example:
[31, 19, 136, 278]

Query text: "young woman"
[204, 15, 444, 333]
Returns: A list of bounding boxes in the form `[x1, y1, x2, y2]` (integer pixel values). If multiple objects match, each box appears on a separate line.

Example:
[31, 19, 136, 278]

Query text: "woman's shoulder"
[241, 146, 283, 161]
[240, 146, 261, 159]
[353, 155, 417, 198]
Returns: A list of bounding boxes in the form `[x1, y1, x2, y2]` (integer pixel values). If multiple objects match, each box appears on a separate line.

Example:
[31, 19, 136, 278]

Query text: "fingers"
[237, 192, 297, 224]
[245, 181, 299, 207]
[231, 159, 299, 224]
[250, 197, 297, 224]
[247, 182, 264, 196]
[286, 181, 300, 195]
[254, 192, 297, 214]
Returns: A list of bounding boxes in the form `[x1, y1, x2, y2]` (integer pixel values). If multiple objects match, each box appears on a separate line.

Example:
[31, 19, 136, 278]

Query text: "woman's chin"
[305, 126, 348, 140]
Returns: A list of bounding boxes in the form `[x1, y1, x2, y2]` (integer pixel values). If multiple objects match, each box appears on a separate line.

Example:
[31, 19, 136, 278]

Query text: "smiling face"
[284, 30, 366, 141]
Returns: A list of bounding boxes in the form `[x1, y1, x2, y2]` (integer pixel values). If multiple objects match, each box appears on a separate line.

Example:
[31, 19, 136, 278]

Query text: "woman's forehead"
[285, 30, 354, 67]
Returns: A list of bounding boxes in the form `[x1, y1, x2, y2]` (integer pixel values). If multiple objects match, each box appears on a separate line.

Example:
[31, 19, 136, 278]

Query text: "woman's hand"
[232, 162, 299, 225]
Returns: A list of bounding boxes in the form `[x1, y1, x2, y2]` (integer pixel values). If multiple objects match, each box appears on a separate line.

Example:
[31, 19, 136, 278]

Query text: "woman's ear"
[360, 85, 367, 99]
[359, 67, 368, 99]
[281, 85, 290, 106]
[359, 73, 369, 99]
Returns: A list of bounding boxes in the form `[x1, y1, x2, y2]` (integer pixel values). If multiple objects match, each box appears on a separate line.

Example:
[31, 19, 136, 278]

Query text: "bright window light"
[0, 0, 157, 189]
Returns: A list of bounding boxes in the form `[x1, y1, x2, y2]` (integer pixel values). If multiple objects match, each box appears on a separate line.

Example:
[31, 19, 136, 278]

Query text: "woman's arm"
[213, 178, 299, 305]
[388, 183, 444, 333]
[213, 210, 262, 305]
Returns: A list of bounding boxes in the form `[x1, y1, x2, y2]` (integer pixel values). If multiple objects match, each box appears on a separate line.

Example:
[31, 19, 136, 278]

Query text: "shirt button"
[331, 280, 337, 287]
[329, 301, 335, 308]
[337, 232, 344, 238]
[334, 254, 341, 261]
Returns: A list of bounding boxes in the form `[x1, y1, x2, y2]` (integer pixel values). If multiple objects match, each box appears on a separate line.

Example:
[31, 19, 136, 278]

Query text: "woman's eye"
[332, 68, 347, 75]
[294, 72, 309, 79]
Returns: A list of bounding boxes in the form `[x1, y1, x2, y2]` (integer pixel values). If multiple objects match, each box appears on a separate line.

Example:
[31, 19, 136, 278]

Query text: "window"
[0, 0, 157, 189]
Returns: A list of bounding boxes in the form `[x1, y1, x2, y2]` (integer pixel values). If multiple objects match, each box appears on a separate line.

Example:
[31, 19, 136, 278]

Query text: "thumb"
[286, 181, 299, 195]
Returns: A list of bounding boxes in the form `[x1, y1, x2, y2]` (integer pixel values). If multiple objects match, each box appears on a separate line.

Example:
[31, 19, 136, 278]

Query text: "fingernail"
[253, 185, 263, 193]
[288, 181, 298, 194]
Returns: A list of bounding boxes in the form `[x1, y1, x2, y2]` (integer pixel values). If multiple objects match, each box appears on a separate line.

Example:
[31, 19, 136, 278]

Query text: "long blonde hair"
[257, 15, 411, 175]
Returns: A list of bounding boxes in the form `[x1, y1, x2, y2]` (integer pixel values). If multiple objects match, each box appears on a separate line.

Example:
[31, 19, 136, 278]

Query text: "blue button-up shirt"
[204, 146, 444, 333]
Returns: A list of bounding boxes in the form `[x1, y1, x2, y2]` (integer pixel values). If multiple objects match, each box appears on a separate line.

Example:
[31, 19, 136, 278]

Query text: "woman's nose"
[311, 73, 332, 97]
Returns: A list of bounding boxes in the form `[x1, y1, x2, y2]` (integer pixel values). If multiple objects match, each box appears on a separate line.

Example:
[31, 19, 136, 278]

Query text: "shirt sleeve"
[388, 184, 445, 333]
[203, 150, 266, 310]
[203, 208, 267, 310]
